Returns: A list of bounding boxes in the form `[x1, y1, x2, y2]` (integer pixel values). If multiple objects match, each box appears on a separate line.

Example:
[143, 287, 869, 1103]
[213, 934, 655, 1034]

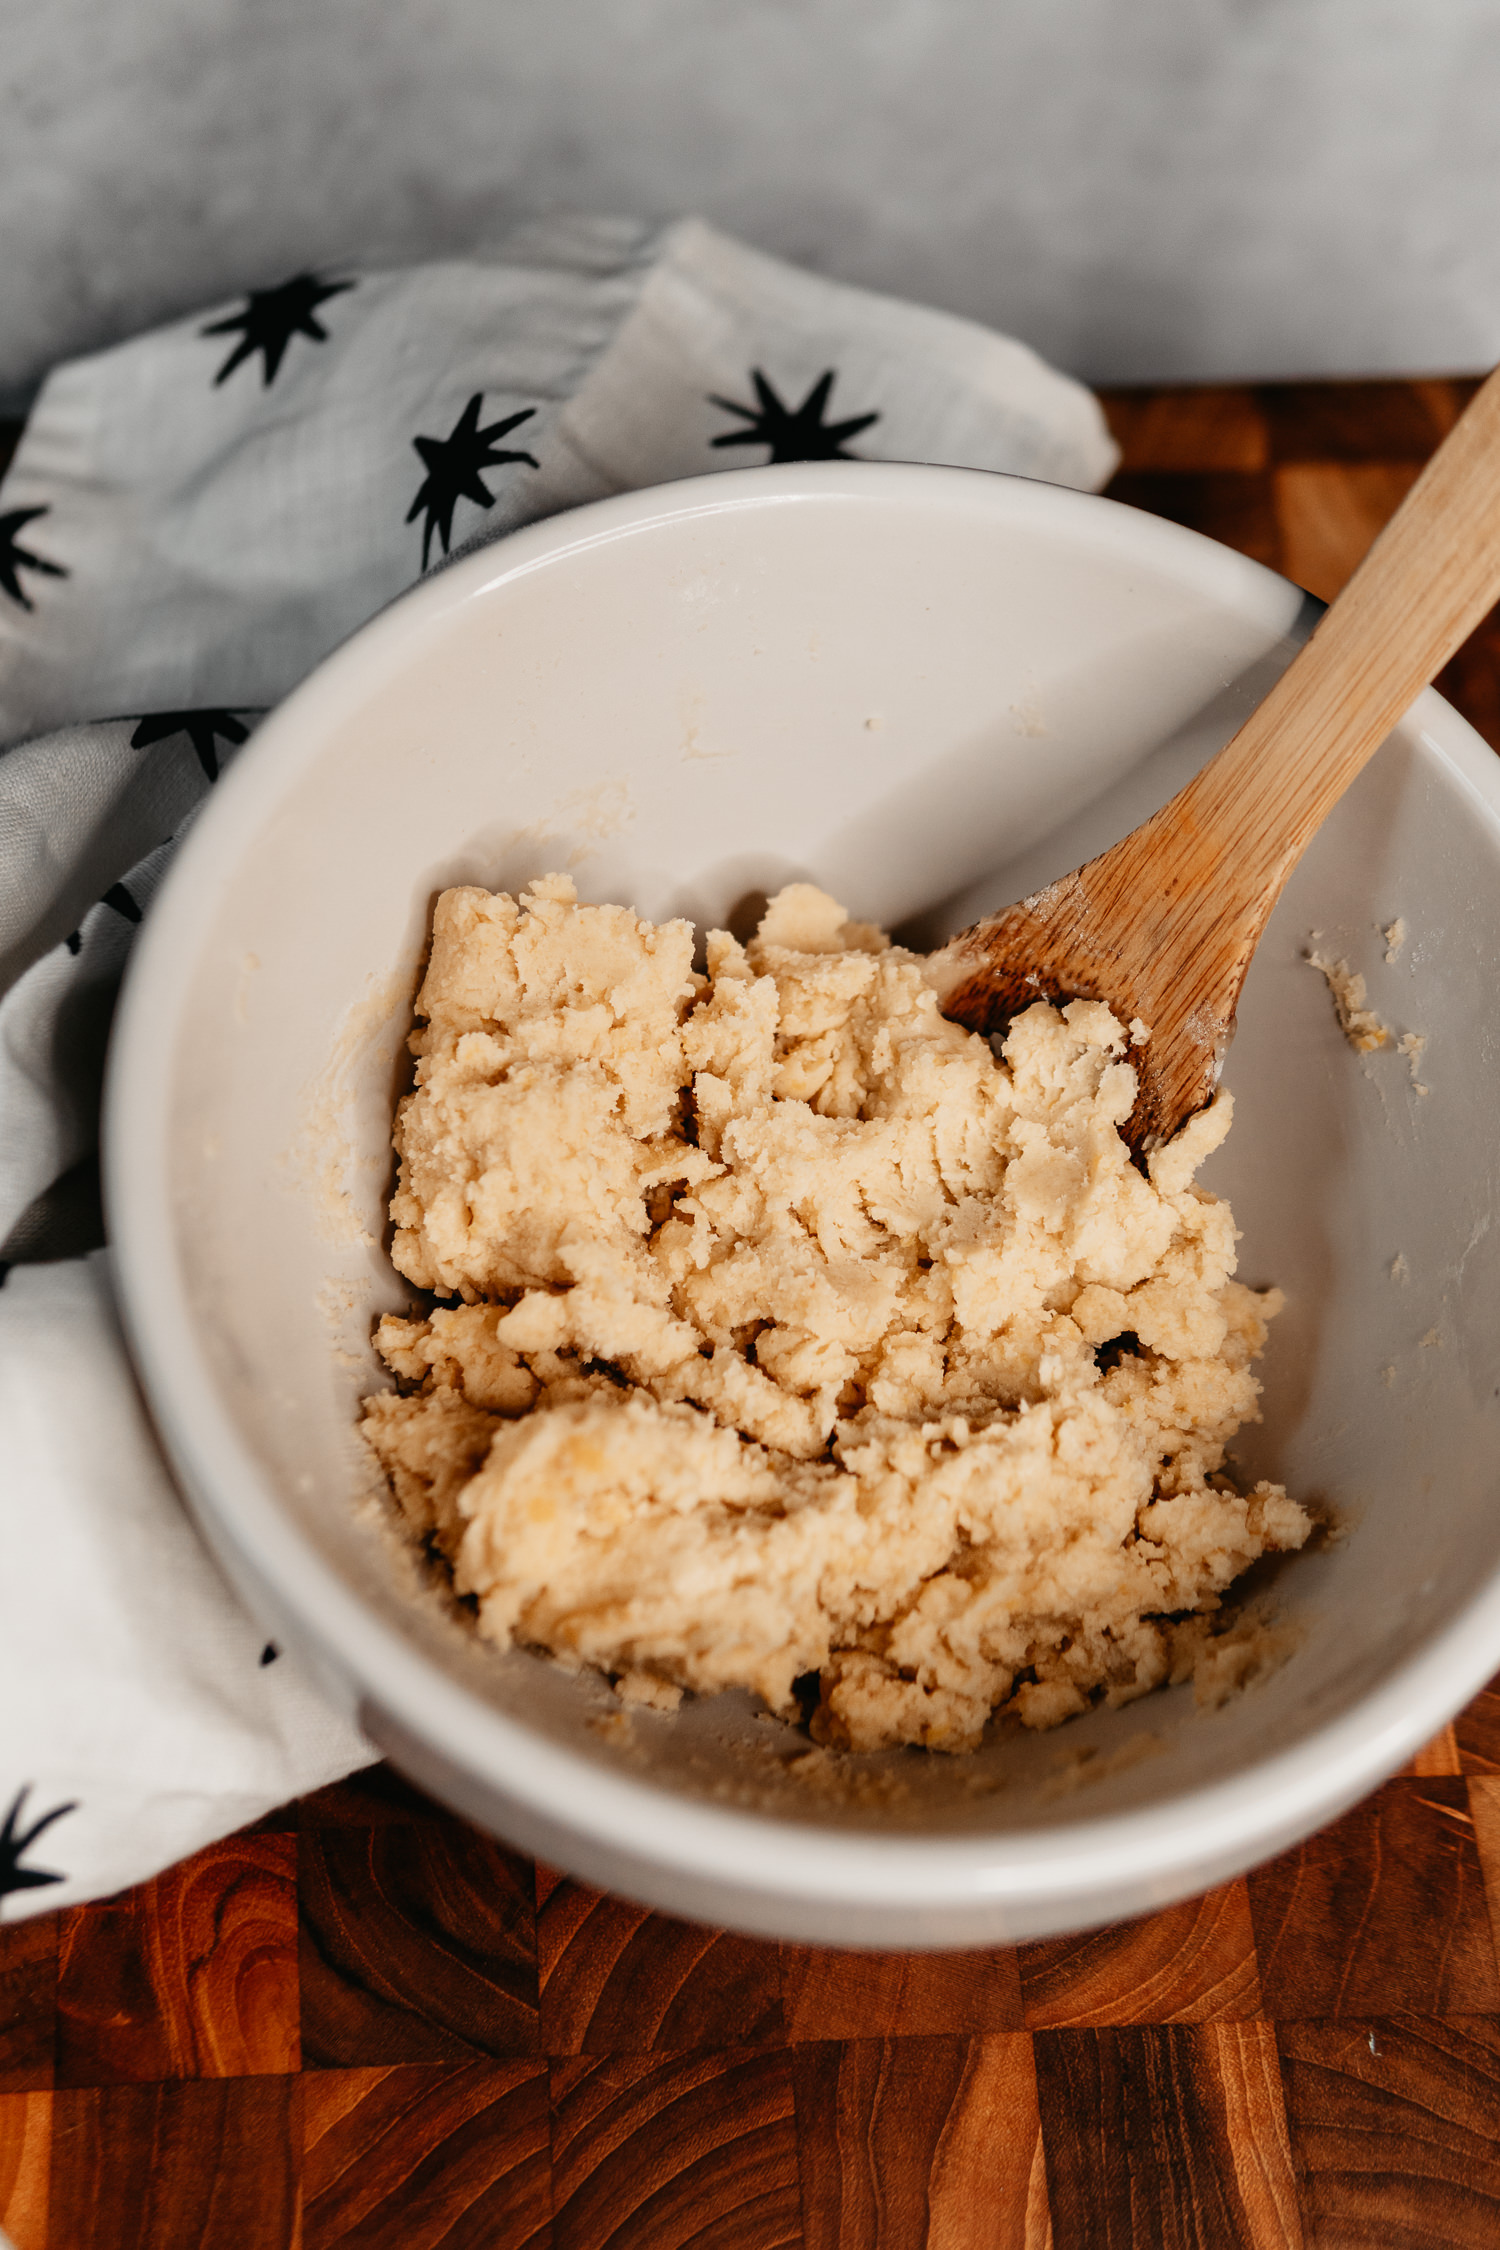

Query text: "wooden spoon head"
[927, 868, 1251, 1156]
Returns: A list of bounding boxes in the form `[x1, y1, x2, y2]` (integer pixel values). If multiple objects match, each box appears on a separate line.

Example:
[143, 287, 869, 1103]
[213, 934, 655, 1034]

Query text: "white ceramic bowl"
[105, 463, 1500, 1947]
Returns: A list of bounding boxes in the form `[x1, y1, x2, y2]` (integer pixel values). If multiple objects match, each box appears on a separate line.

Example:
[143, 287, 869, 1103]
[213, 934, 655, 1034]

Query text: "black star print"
[201, 272, 355, 387]
[708, 369, 880, 463]
[102, 881, 141, 926]
[131, 708, 250, 782]
[0, 505, 67, 611]
[0, 1786, 77, 1898]
[406, 393, 538, 569]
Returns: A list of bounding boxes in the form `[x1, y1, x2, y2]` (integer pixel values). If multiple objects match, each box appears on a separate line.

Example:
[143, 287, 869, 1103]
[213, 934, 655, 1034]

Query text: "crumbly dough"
[1306, 948, 1390, 1052]
[1397, 1029, 1429, 1095]
[362, 875, 1310, 1752]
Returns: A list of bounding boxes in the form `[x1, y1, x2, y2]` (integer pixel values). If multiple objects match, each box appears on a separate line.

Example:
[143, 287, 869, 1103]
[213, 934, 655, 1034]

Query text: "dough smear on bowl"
[361, 874, 1310, 1752]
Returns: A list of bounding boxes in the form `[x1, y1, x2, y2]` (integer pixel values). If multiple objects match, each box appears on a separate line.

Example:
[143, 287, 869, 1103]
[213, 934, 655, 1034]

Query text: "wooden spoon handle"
[931, 363, 1500, 1155]
[1176, 361, 1500, 902]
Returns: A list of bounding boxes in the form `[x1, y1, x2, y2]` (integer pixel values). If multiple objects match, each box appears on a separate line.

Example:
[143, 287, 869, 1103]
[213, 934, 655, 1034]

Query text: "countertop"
[3, 376, 1500, 2249]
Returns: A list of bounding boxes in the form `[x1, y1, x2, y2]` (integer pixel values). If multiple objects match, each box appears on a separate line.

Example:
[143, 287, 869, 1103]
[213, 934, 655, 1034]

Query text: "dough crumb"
[1382, 917, 1407, 964]
[363, 876, 1310, 1754]
[1397, 1030, 1428, 1095]
[1040, 1729, 1165, 1800]
[616, 1670, 685, 1714]
[1390, 1253, 1408, 1284]
[587, 1709, 639, 1751]
[783, 1748, 916, 1810]
[1420, 1327, 1443, 1349]
[1172, 1609, 1302, 1709]
[1306, 949, 1390, 1051]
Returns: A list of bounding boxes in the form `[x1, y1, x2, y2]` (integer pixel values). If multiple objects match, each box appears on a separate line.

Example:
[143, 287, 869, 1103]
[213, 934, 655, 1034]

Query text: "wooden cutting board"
[3, 376, 1500, 2249]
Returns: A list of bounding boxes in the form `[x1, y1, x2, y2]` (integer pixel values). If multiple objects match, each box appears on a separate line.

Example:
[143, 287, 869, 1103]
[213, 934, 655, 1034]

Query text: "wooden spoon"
[927, 364, 1500, 1153]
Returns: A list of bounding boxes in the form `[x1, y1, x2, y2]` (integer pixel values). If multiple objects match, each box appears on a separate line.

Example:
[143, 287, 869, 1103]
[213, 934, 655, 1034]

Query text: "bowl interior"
[108, 464, 1500, 1923]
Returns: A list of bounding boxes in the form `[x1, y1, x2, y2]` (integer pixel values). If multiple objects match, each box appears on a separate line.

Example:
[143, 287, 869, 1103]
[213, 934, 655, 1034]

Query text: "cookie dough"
[362, 875, 1310, 1752]
[1306, 947, 1390, 1052]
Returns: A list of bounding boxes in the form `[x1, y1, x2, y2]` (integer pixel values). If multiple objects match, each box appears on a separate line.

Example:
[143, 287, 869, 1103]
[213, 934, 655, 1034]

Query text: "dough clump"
[362, 874, 1309, 1752]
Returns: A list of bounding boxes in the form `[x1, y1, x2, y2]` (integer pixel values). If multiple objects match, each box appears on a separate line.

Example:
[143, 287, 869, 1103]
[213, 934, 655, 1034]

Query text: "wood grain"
[1197, 2024, 1304, 2250]
[1466, 1779, 1500, 1971]
[297, 1765, 447, 1827]
[1248, 1780, 1500, 2020]
[549, 2048, 802, 2250]
[48, 2077, 297, 2250]
[1102, 386, 1268, 473]
[537, 1869, 783, 2056]
[1401, 1723, 1463, 1779]
[1257, 378, 1481, 463]
[0, 2090, 52, 2250]
[780, 1943, 1023, 2042]
[1103, 380, 1500, 766]
[793, 2033, 1050, 2250]
[55, 1834, 298, 2085]
[1032, 2025, 1277, 2250]
[1276, 2016, 1500, 2250]
[1018, 1883, 1260, 2028]
[1103, 470, 1278, 570]
[1436, 601, 1500, 761]
[300, 2061, 552, 2249]
[298, 1821, 538, 2067]
[1274, 462, 1421, 603]
[0, 1914, 56, 2091]
[1456, 1673, 1500, 1776]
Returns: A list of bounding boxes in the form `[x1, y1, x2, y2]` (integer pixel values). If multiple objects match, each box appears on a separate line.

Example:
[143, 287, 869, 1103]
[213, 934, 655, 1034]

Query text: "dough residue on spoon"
[361, 875, 1309, 1752]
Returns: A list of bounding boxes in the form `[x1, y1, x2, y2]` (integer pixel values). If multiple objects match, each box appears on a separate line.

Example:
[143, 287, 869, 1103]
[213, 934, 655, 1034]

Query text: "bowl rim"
[103, 458, 1500, 1924]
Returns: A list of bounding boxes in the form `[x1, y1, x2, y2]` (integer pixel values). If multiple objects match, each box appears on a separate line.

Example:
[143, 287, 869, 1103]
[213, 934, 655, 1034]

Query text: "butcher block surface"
[3, 376, 1500, 2248]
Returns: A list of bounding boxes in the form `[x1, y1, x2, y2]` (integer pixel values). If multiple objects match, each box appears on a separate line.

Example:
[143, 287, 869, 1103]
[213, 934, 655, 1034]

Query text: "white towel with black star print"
[0, 212, 1117, 1919]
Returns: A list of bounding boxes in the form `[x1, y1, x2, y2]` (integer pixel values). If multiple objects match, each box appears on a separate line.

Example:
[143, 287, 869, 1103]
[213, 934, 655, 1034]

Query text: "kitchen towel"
[0, 210, 1117, 1917]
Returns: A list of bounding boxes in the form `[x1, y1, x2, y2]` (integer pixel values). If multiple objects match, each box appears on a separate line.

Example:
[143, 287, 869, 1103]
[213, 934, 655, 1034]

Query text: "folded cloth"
[0, 213, 1118, 1918]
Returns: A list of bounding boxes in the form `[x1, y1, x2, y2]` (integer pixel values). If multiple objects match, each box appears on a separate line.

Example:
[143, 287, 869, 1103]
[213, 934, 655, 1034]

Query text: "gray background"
[3, 0, 1498, 407]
